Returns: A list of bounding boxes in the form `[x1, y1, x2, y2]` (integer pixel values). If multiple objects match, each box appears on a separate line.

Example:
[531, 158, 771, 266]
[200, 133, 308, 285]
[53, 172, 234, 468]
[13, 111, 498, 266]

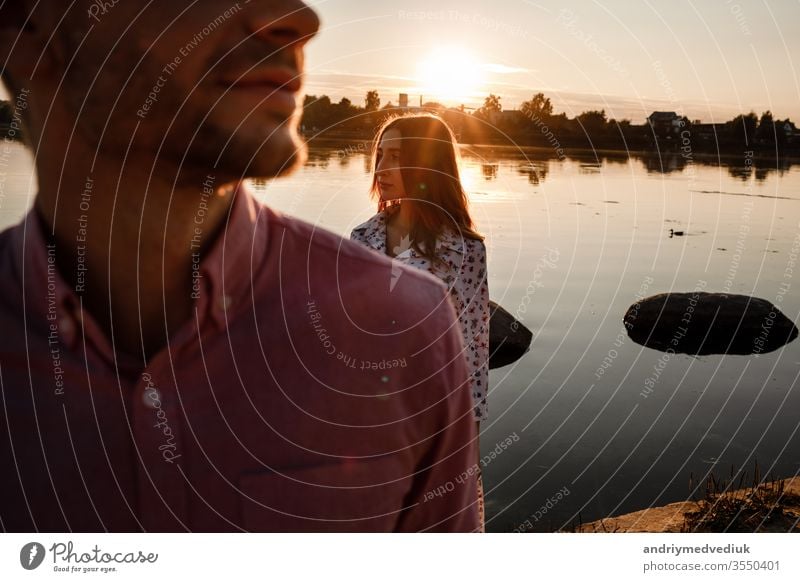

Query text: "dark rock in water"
[489, 301, 532, 369]
[624, 292, 798, 355]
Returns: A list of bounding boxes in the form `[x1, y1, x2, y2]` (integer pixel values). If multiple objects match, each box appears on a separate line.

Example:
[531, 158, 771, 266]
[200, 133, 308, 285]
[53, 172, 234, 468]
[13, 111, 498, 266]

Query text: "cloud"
[304, 70, 749, 122]
[481, 64, 530, 74]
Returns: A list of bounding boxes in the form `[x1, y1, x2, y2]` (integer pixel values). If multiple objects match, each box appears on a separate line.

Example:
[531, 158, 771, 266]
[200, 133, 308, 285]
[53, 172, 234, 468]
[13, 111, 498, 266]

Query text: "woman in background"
[350, 113, 490, 529]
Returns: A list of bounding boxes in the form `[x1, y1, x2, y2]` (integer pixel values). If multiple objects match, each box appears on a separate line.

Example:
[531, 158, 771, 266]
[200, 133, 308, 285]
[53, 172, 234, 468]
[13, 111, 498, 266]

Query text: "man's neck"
[35, 145, 236, 364]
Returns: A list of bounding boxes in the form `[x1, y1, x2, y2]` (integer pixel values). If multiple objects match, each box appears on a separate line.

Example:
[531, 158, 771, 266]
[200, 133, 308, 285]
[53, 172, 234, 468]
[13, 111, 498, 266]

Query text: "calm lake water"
[2, 141, 799, 532]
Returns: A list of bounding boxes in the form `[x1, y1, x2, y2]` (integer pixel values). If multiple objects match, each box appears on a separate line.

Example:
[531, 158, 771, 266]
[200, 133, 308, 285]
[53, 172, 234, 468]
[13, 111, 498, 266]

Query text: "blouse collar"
[352, 209, 466, 256]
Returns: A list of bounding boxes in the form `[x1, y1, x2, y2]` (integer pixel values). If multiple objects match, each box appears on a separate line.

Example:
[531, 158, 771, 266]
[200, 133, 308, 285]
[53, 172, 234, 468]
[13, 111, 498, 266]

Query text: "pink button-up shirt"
[351, 209, 490, 421]
[0, 187, 479, 532]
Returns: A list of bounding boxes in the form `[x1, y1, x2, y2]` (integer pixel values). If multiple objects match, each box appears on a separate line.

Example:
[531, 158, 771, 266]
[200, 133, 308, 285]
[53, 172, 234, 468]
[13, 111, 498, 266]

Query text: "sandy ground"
[578, 477, 800, 533]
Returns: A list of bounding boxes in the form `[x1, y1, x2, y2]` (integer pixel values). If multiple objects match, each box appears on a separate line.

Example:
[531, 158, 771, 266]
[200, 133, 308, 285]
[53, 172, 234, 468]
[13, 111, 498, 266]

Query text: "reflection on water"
[303, 141, 800, 183]
[481, 163, 499, 180]
[516, 162, 549, 185]
[271, 143, 800, 533]
[2, 141, 799, 532]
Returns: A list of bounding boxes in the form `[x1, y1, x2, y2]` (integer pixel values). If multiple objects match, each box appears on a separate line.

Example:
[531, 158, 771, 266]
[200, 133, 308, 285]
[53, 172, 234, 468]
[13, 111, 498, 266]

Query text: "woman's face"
[375, 128, 407, 202]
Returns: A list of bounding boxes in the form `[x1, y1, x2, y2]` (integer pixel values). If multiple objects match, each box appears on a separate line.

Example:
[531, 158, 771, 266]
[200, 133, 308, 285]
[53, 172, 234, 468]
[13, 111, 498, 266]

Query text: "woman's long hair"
[370, 113, 483, 266]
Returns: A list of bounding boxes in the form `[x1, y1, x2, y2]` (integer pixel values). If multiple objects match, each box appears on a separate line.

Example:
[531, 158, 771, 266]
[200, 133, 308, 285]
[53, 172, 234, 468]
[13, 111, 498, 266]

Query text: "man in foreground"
[0, 0, 479, 531]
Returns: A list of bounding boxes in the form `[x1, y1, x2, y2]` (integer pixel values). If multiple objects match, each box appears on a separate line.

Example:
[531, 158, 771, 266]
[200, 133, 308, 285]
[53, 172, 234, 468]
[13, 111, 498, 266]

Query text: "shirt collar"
[10, 183, 269, 346]
[435, 227, 466, 255]
[351, 210, 386, 252]
[352, 209, 466, 256]
[196, 183, 269, 329]
[11, 209, 80, 346]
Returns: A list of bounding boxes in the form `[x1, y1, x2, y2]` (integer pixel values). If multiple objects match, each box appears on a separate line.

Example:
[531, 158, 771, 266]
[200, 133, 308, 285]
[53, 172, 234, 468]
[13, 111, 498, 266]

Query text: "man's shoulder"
[265, 206, 446, 295]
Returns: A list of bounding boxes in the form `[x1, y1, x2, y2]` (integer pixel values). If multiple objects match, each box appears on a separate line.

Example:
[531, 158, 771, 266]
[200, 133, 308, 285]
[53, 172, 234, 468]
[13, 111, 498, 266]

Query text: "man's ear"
[0, 1, 68, 87]
[1, 6, 37, 87]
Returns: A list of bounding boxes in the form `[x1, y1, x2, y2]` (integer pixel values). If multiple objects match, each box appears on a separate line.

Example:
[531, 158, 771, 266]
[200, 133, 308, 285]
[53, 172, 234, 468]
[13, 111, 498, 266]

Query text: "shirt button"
[219, 295, 233, 310]
[58, 317, 75, 337]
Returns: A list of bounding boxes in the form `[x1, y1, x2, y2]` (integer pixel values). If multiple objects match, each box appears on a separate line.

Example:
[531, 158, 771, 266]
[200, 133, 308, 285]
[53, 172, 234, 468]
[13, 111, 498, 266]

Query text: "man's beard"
[70, 98, 307, 184]
[64, 39, 308, 182]
[181, 113, 307, 182]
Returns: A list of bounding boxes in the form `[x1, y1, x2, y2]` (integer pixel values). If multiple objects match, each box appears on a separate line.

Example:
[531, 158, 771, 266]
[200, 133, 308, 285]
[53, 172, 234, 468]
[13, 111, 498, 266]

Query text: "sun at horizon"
[416, 46, 487, 106]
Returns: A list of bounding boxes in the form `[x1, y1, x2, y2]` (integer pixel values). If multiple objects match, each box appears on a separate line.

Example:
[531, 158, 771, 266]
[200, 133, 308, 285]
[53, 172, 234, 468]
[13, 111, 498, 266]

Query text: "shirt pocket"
[237, 456, 413, 532]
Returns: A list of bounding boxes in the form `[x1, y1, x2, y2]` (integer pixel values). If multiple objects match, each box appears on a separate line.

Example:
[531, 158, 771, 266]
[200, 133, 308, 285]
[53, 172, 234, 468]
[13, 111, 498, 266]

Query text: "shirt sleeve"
[394, 295, 481, 532]
[452, 239, 490, 421]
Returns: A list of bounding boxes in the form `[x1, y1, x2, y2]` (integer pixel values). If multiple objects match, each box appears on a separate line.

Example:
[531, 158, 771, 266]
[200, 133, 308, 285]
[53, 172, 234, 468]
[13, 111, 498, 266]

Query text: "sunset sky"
[1, 1, 797, 125]
[304, 0, 800, 123]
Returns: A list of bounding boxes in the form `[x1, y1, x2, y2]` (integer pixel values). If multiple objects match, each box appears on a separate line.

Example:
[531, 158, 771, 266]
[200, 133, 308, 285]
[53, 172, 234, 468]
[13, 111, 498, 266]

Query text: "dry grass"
[682, 461, 800, 532]
[562, 512, 621, 533]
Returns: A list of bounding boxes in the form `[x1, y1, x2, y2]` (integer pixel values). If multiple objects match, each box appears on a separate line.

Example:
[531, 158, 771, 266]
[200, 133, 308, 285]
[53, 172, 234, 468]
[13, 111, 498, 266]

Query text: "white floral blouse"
[350, 209, 490, 421]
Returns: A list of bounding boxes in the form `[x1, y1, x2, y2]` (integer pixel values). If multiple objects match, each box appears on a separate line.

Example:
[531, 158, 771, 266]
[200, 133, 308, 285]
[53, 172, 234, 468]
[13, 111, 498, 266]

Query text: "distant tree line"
[300, 91, 800, 155]
[4, 91, 796, 155]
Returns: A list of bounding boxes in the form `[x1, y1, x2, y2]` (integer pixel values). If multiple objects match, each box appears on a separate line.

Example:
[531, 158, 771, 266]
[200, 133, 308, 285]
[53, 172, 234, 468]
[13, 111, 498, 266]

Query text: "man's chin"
[189, 120, 307, 181]
[238, 132, 307, 179]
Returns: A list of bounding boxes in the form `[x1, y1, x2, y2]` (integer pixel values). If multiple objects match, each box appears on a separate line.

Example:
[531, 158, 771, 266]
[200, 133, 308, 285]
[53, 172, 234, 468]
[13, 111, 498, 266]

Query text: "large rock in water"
[624, 292, 798, 355]
[489, 301, 533, 369]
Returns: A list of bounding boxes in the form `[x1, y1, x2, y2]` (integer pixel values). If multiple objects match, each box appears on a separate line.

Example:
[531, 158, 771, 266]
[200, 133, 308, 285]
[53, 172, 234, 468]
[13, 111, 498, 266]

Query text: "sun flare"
[417, 47, 486, 105]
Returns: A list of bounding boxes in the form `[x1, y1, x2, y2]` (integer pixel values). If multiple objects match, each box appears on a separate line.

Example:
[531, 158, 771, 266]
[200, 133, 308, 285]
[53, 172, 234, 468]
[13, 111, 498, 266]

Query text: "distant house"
[647, 111, 685, 138]
[690, 122, 727, 143]
[781, 120, 798, 136]
[781, 120, 800, 146]
[393, 93, 430, 113]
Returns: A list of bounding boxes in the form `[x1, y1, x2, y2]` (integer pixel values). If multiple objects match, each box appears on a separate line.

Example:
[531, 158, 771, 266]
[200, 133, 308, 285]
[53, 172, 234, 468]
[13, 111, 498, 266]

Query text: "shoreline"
[577, 477, 800, 533]
[304, 136, 800, 164]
